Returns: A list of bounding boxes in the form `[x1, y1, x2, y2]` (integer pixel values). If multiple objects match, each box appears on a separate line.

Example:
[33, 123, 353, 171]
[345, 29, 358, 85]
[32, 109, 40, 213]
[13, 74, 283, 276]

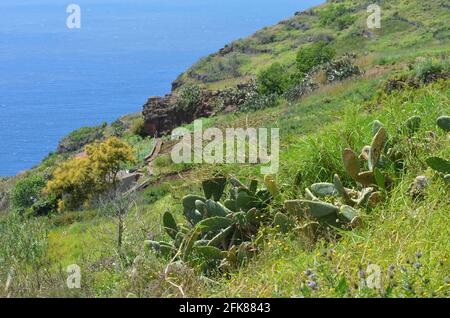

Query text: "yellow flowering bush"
[46, 137, 134, 211]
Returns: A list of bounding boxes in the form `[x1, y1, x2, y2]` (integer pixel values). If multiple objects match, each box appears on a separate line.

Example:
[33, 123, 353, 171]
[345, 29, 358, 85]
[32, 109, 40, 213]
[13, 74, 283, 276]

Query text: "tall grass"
[202, 81, 450, 297]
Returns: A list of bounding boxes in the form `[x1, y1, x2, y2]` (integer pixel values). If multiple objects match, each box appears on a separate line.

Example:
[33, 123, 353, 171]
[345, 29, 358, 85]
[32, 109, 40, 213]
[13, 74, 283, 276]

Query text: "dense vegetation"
[0, 0, 449, 298]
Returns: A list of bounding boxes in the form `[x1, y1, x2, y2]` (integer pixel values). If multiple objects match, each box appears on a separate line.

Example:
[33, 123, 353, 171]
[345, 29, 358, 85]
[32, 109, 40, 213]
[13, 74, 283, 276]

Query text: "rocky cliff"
[142, 82, 258, 136]
[142, 92, 215, 136]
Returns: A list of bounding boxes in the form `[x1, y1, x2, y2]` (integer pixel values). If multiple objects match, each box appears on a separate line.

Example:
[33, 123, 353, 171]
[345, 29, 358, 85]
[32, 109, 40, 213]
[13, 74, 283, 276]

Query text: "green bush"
[110, 119, 126, 137]
[283, 75, 319, 102]
[130, 117, 146, 137]
[27, 195, 58, 217]
[335, 14, 357, 30]
[11, 175, 47, 213]
[318, 4, 347, 25]
[324, 54, 362, 82]
[193, 53, 247, 83]
[318, 4, 356, 30]
[142, 184, 170, 205]
[414, 58, 450, 83]
[239, 93, 277, 112]
[178, 85, 202, 110]
[296, 41, 336, 76]
[0, 213, 48, 269]
[257, 63, 291, 96]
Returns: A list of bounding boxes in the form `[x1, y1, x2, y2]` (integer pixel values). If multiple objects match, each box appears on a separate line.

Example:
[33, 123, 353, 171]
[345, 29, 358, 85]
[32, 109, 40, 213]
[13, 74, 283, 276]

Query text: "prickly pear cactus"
[333, 174, 352, 205]
[273, 212, 293, 233]
[147, 176, 273, 271]
[310, 183, 337, 198]
[182, 195, 206, 225]
[163, 211, 179, 239]
[202, 174, 227, 201]
[372, 120, 383, 137]
[284, 199, 338, 218]
[338, 205, 362, 228]
[404, 115, 422, 136]
[369, 127, 387, 171]
[343, 148, 360, 180]
[342, 121, 392, 188]
[436, 116, 450, 132]
[426, 157, 450, 174]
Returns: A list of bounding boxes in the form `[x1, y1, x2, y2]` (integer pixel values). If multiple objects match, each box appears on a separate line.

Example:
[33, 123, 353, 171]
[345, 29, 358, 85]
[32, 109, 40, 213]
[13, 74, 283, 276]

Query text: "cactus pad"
[437, 116, 450, 132]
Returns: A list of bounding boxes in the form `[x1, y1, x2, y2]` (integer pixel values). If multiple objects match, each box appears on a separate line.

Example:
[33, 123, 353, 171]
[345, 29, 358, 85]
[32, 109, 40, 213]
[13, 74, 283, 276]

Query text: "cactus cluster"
[283, 115, 450, 229]
[343, 121, 392, 188]
[146, 115, 449, 272]
[145, 174, 273, 272]
[283, 174, 365, 230]
[282, 119, 397, 231]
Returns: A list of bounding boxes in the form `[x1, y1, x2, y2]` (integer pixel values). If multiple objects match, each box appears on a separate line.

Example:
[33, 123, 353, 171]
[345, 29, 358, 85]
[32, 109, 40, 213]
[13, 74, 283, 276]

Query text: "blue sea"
[0, 0, 322, 176]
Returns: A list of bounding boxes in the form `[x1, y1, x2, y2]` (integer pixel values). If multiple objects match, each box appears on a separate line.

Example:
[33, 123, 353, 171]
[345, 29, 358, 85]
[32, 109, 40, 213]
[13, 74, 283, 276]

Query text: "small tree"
[45, 157, 94, 210]
[86, 137, 135, 190]
[296, 41, 336, 76]
[100, 189, 137, 250]
[257, 62, 291, 96]
[11, 175, 46, 213]
[46, 137, 135, 210]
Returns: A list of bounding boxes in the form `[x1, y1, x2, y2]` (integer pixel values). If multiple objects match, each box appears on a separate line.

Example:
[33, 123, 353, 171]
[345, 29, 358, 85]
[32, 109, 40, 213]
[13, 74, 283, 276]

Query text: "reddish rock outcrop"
[142, 91, 216, 136]
[142, 82, 258, 137]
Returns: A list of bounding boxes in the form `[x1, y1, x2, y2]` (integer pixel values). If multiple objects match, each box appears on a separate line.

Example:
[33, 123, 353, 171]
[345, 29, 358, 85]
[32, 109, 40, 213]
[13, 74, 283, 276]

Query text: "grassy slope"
[39, 74, 449, 298]
[174, 0, 449, 91]
[1, 0, 449, 298]
[205, 81, 450, 297]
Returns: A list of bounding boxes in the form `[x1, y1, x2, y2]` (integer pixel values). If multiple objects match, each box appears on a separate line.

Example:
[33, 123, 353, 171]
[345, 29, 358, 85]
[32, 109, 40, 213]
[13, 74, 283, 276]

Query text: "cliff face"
[142, 83, 257, 136]
[142, 92, 215, 136]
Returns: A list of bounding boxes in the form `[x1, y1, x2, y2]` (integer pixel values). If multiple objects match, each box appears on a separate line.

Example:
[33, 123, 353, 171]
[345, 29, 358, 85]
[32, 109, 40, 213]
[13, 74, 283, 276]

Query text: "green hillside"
[0, 0, 449, 298]
[173, 0, 449, 91]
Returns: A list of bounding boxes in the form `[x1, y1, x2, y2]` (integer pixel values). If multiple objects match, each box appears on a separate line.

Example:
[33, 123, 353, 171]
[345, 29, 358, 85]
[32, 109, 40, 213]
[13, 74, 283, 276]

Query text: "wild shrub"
[142, 183, 170, 205]
[323, 54, 363, 82]
[85, 137, 135, 189]
[214, 80, 277, 113]
[0, 213, 48, 275]
[46, 157, 94, 210]
[11, 175, 47, 213]
[178, 85, 202, 110]
[257, 62, 291, 96]
[283, 75, 319, 102]
[46, 137, 135, 211]
[296, 41, 336, 76]
[414, 58, 450, 83]
[130, 117, 146, 137]
[26, 195, 58, 217]
[318, 4, 356, 30]
[195, 53, 246, 83]
[239, 92, 277, 112]
[110, 119, 126, 137]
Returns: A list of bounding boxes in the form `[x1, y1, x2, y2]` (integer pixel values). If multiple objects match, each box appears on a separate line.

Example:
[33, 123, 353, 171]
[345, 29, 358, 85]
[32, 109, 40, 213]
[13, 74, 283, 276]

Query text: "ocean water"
[0, 0, 322, 176]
